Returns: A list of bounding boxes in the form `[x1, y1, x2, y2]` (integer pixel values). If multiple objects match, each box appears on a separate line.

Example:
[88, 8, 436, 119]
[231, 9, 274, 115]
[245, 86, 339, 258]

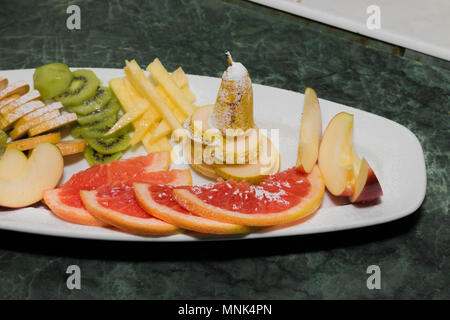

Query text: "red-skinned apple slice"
[296, 87, 322, 173]
[349, 158, 383, 203]
[318, 112, 356, 196]
[318, 112, 382, 202]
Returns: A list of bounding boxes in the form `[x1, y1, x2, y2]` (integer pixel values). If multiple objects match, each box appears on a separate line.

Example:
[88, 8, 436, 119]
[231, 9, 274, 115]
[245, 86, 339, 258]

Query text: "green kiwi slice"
[33, 63, 74, 101]
[77, 97, 121, 126]
[87, 132, 130, 154]
[84, 146, 124, 166]
[73, 120, 131, 140]
[71, 125, 107, 139]
[83, 115, 118, 131]
[66, 86, 112, 115]
[56, 69, 100, 106]
[70, 125, 83, 139]
[71, 115, 117, 138]
[87, 125, 130, 139]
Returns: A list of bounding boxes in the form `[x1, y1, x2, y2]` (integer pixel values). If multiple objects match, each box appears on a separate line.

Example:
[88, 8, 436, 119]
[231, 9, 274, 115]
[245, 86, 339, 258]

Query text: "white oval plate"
[0, 68, 426, 241]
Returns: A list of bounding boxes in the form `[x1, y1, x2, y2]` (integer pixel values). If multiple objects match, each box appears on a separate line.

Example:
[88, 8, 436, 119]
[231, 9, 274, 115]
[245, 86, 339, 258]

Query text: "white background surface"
[0, 68, 426, 241]
[249, 0, 450, 61]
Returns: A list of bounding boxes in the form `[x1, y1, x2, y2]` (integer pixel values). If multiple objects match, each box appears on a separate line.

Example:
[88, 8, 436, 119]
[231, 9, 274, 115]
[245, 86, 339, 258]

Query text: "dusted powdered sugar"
[222, 62, 248, 83]
[211, 61, 254, 132]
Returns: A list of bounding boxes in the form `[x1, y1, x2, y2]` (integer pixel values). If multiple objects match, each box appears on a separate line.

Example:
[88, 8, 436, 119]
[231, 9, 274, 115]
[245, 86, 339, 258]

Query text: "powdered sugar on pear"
[210, 52, 255, 133]
[222, 61, 248, 83]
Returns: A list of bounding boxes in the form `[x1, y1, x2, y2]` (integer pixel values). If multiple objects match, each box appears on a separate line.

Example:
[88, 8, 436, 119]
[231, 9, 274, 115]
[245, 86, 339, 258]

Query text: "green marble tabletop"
[0, 0, 448, 299]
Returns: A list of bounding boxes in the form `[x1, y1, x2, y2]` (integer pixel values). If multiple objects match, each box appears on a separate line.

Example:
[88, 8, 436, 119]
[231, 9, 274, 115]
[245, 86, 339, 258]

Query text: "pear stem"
[225, 51, 233, 66]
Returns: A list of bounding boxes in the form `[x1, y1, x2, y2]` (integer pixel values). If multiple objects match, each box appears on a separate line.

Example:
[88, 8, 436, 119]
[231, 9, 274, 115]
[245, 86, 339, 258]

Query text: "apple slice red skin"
[349, 160, 383, 203]
[318, 112, 356, 197]
[340, 185, 355, 197]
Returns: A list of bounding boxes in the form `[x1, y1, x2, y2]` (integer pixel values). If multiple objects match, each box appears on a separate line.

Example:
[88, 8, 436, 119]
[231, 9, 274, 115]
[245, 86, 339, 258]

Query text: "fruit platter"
[0, 54, 426, 241]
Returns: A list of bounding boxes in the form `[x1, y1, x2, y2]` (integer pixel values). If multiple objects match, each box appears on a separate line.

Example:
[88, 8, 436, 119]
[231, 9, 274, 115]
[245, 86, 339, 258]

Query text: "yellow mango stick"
[130, 120, 153, 145]
[106, 98, 148, 135]
[182, 87, 196, 104]
[141, 125, 160, 153]
[147, 58, 194, 116]
[171, 67, 188, 88]
[110, 77, 158, 144]
[125, 60, 181, 130]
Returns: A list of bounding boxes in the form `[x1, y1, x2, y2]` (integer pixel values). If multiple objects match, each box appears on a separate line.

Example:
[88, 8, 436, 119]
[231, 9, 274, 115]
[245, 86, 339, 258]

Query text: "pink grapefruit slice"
[81, 189, 178, 236]
[61, 151, 170, 189]
[44, 188, 108, 227]
[44, 152, 174, 226]
[173, 165, 325, 226]
[80, 171, 192, 236]
[44, 169, 191, 227]
[134, 184, 251, 235]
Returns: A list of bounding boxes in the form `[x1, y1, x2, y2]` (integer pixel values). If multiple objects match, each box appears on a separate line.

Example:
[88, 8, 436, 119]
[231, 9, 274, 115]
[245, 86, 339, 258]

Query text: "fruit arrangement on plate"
[0, 52, 383, 237]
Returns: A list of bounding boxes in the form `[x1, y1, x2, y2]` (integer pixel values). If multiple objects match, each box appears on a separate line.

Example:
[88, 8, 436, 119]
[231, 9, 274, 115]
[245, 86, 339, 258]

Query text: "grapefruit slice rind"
[78, 169, 192, 236]
[44, 151, 181, 228]
[108, 151, 171, 178]
[43, 188, 107, 227]
[173, 165, 325, 226]
[134, 183, 251, 235]
[163, 169, 192, 186]
[81, 190, 179, 236]
[45, 169, 191, 228]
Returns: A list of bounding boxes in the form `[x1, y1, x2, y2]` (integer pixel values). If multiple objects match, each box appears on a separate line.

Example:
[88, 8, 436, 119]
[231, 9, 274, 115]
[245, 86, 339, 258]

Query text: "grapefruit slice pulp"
[80, 170, 192, 236]
[43, 152, 172, 226]
[134, 184, 251, 235]
[61, 151, 171, 189]
[173, 165, 325, 226]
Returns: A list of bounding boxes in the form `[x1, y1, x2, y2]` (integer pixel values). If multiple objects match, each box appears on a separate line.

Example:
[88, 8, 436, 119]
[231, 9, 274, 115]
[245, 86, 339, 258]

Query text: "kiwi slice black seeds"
[66, 86, 112, 115]
[56, 69, 100, 106]
[84, 146, 124, 166]
[77, 98, 121, 126]
[87, 132, 131, 154]
[57, 70, 131, 165]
